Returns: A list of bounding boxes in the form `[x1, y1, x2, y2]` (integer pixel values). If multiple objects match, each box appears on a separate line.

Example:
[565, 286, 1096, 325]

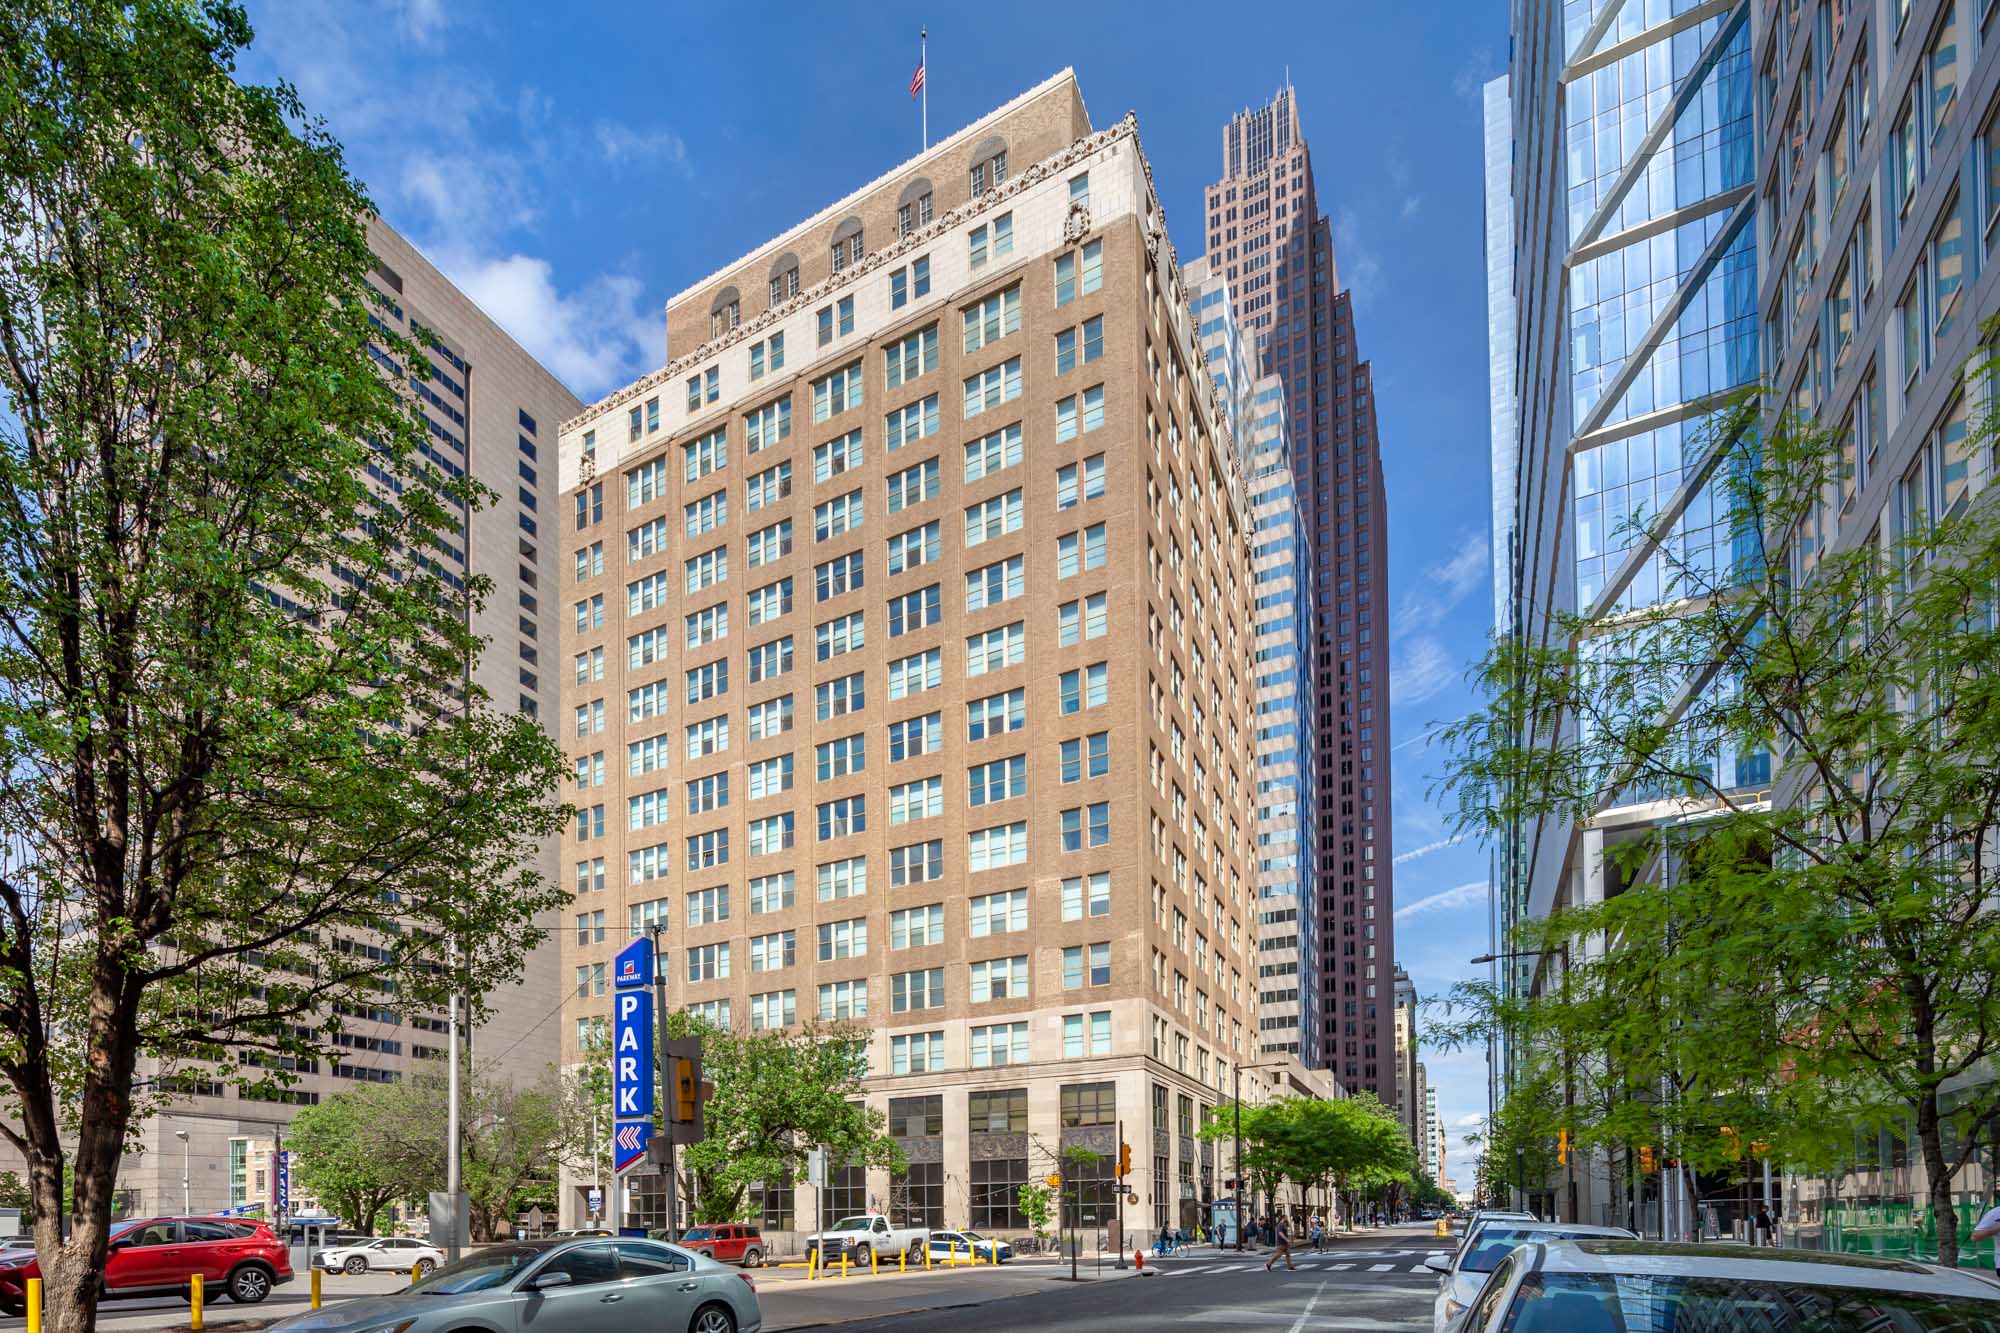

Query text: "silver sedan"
[266, 1236, 761, 1333]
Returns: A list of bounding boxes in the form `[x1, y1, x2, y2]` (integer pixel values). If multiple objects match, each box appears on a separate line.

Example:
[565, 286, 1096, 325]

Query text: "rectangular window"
[815, 550, 865, 602]
[967, 754, 1027, 807]
[747, 518, 793, 569]
[971, 1023, 1029, 1068]
[1057, 591, 1109, 645]
[888, 646, 943, 699]
[817, 917, 868, 961]
[966, 621, 1025, 676]
[748, 576, 793, 627]
[746, 635, 794, 683]
[1059, 732, 1110, 782]
[966, 687, 1026, 740]
[969, 888, 1028, 937]
[816, 669, 866, 721]
[1057, 523, 1107, 577]
[627, 458, 668, 510]
[964, 421, 1023, 482]
[683, 427, 727, 483]
[685, 546, 729, 595]
[684, 489, 727, 540]
[968, 212, 1013, 266]
[686, 772, 729, 815]
[747, 754, 795, 801]
[812, 361, 864, 423]
[686, 942, 730, 982]
[887, 520, 942, 574]
[887, 583, 942, 637]
[890, 838, 944, 886]
[887, 711, 943, 761]
[815, 610, 865, 660]
[969, 954, 1030, 1003]
[816, 856, 866, 902]
[686, 884, 730, 927]
[685, 714, 729, 760]
[816, 794, 866, 840]
[889, 1031, 944, 1075]
[748, 812, 794, 856]
[747, 460, 792, 513]
[890, 905, 946, 950]
[889, 775, 944, 824]
[745, 398, 791, 454]
[1061, 872, 1111, 920]
[685, 829, 729, 873]
[1060, 802, 1112, 850]
[1056, 455, 1106, 510]
[964, 489, 1023, 546]
[749, 990, 796, 1031]
[814, 489, 864, 542]
[963, 357, 1023, 419]
[814, 429, 864, 483]
[815, 732, 866, 781]
[747, 694, 794, 740]
[818, 979, 868, 1020]
[963, 285, 1022, 354]
[684, 601, 727, 649]
[965, 554, 1024, 611]
[885, 324, 939, 389]
[891, 967, 945, 1013]
[967, 821, 1028, 871]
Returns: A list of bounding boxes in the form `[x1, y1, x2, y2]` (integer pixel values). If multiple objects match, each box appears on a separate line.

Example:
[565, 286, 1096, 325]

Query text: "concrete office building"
[1751, 0, 2000, 1248]
[1184, 257, 1322, 1076]
[1205, 85, 1394, 1097]
[19, 218, 581, 1221]
[1491, 0, 1759, 1224]
[557, 72, 1280, 1243]
[1391, 966, 1420, 1152]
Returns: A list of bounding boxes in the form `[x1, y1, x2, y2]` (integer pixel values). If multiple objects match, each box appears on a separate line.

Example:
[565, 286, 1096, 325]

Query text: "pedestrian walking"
[1309, 1215, 1324, 1252]
[1754, 1204, 1772, 1247]
[1264, 1213, 1296, 1271]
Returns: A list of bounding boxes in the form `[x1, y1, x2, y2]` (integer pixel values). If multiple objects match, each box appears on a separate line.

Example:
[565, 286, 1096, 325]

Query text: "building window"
[898, 192, 934, 237]
[970, 149, 1007, 196]
[831, 229, 864, 272]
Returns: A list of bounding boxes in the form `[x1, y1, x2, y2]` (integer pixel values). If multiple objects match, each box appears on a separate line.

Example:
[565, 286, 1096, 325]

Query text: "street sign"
[275, 1151, 290, 1218]
[586, 1188, 603, 1218]
[807, 1148, 827, 1187]
[614, 989, 654, 1120]
[613, 935, 653, 989]
[613, 1121, 653, 1175]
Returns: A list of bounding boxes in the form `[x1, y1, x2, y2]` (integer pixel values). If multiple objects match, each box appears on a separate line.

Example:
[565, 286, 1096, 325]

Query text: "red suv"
[660, 1224, 766, 1267]
[0, 1216, 293, 1315]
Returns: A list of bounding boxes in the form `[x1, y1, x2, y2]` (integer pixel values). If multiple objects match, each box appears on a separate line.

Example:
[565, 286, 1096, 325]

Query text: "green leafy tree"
[366, 1064, 567, 1241]
[1439, 372, 2000, 1265]
[663, 1012, 902, 1224]
[1201, 1094, 1413, 1229]
[0, 3, 568, 1325]
[285, 1094, 406, 1235]
[1015, 1179, 1054, 1242]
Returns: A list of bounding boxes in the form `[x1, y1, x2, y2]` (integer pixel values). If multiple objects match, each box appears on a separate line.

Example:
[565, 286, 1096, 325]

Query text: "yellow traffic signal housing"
[1639, 1145, 1655, 1173]
[1117, 1142, 1132, 1178]
[1558, 1128, 1569, 1166]
[1045, 1173, 1062, 1189]
[673, 1056, 698, 1123]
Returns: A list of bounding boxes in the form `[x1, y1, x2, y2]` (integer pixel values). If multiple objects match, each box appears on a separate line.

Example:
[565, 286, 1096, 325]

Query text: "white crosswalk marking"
[1367, 1263, 1395, 1272]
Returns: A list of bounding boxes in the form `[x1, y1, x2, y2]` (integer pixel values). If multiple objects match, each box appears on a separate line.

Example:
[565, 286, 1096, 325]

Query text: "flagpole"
[921, 27, 928, 150]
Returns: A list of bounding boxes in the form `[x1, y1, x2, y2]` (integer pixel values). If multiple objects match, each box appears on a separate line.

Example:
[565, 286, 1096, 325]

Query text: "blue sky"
[240, 0, 1511, 1186]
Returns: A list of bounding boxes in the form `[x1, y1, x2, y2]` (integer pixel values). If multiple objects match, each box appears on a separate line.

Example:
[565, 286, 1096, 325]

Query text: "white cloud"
[1453, 1112, 1486, 1130]
[1398, 528, 1488, 636]
[1394, 879, 1488, 925]
[595, 122, 689, 168]
[1333, 208, 1384, 307]
[1400, 195, 1423, 219]
[1391, 637, 1456, 707]
[430, 250, 657, 399]
[396, 0, 449, 44]
[1394, 833, 1467, 865]
[1452, 45, 1499, 103]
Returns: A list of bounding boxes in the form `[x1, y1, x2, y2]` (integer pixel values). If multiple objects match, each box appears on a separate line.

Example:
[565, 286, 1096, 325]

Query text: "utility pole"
[175, 1130, 190, 1214]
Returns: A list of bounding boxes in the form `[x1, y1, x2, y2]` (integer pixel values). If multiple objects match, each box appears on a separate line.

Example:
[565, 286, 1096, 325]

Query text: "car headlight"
[1443, 1297, 1465, 1323]
[351, 1322, 416, 1333]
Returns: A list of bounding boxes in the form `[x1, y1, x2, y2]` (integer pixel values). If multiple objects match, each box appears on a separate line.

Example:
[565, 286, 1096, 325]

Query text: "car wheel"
[740, 1246, 763, 1268]
[411, 1257, 436, 1280]
[906, 1240, 924, 1262]
[690, 1302, 737, 1333]
[342, 1255, 367, 1275]
[852, 1243, 872, 1268]
[0, 1298, 21, 1319]
[227, 1264, 274, 1305]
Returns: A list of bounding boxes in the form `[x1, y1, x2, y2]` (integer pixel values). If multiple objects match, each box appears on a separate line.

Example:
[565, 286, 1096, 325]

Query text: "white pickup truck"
[804, 1213, 930, 1266]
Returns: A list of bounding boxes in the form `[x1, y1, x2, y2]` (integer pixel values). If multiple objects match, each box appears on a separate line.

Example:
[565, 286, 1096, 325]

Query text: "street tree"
[1440, 373, 2000, 1264]
[1014, 1179, 1054, 1244]
[0, 3, 568, 1326]
[368, 1065, 566, 1241]
[285, 1094, 406, 1235]
[663, 1012, 901, 1224]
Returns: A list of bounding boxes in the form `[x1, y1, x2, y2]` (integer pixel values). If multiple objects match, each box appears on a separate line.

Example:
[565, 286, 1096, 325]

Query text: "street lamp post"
[175, 1130, 190, 1214]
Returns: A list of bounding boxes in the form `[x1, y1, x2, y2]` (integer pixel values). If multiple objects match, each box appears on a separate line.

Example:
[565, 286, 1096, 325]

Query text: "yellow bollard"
[925, 1241, 932, 1271]
[808, 1246, 817, 1282]
[25, 1277, 41, 1333]
[311, 1268, 323, 1308]
[841, 1249, 850, 1279]
[190, 1273, 204, 1331]
[899, 1249, 906, 1273]
[869, 1246, 878, 1276]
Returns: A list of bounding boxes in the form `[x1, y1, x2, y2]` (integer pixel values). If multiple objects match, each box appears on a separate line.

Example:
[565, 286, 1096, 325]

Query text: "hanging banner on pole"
[614, 989, 654, 1120]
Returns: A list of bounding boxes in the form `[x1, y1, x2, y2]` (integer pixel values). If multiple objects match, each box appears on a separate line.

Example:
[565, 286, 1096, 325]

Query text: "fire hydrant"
[1135, 1249, 1147, 1274]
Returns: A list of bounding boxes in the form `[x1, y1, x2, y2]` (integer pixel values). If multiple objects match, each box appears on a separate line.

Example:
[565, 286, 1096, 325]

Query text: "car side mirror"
[528, 1271, 574, 1291]
[106, 1239, 129, 1253]
[1423, 1255, 1451, 1274]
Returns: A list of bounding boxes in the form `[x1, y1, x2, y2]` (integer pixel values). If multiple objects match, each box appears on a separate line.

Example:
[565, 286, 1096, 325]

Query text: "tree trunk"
[1917, 1087, 1959, 1268]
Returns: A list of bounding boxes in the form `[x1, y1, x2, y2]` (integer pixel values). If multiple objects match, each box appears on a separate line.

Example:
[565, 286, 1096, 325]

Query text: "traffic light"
[1117, 1142, 1132, 1178]
[662, 1035, 705, 1144]
[1557, 1128, 1569, 1166]
[1045, 1173, 1062, 1189]
[1639, 1145, 1655, 1173]
[673, 1056, 698, 1123]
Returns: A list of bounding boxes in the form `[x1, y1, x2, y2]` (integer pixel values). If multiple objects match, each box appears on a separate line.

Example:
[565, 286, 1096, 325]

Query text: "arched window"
[708, 285, 741, 339]
[767, 253, 801, 307]
[968, 136, 1008, 197]
[898, 177, 935, 237]
[830, 217, 864, 273]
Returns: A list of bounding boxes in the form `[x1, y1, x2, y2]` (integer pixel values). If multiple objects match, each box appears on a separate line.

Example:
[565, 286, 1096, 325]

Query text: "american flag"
[910, 61, 925, 99]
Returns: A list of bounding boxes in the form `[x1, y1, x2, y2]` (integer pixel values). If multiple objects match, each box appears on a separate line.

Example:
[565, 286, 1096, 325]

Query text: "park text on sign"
[614, 989, 653, 1119]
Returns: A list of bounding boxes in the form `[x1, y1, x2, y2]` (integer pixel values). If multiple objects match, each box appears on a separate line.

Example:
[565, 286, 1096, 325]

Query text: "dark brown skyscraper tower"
[1206, 84, 1393, 1100]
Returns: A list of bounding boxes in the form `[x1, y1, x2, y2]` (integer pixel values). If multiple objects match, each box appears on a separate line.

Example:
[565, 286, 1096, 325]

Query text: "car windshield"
[408, 1244, 545, 1295]
[1506, 1272, 2000, 1331]
[680, 1228, 714, 1241]
[830, 1218, 873, 1231]
[1465, 1229, 1609, 1273]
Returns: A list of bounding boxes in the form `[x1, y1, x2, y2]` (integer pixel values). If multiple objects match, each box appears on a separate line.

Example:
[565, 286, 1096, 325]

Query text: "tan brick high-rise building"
[558, 71, 1278, 1242]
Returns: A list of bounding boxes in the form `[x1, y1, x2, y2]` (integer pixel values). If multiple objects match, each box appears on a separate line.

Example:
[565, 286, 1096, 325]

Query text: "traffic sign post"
[275, 1151, 290, 1225]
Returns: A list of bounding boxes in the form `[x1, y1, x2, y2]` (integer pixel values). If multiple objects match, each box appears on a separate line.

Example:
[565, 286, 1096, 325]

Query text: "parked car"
[1425, 1221, 1635, 1331]
[925, 1229, 1011, 1263]
[669, 1224, 767, 1268]
[266, 1236, 760, 1333]
[0, 1216, 293, 1316]
[549, 1227, 615, 1238]
[1449, 1210, 1538, 1261]
[804, 1214, 929, 1266]
[1451, 1239, 2000, 1332]
[317, 1235, 446, 1278]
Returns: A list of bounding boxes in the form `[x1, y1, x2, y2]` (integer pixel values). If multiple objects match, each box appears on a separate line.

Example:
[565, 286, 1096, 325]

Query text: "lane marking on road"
[1367, 1263, 1395, 1272]
[1289, 1279, 1329, 1333]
